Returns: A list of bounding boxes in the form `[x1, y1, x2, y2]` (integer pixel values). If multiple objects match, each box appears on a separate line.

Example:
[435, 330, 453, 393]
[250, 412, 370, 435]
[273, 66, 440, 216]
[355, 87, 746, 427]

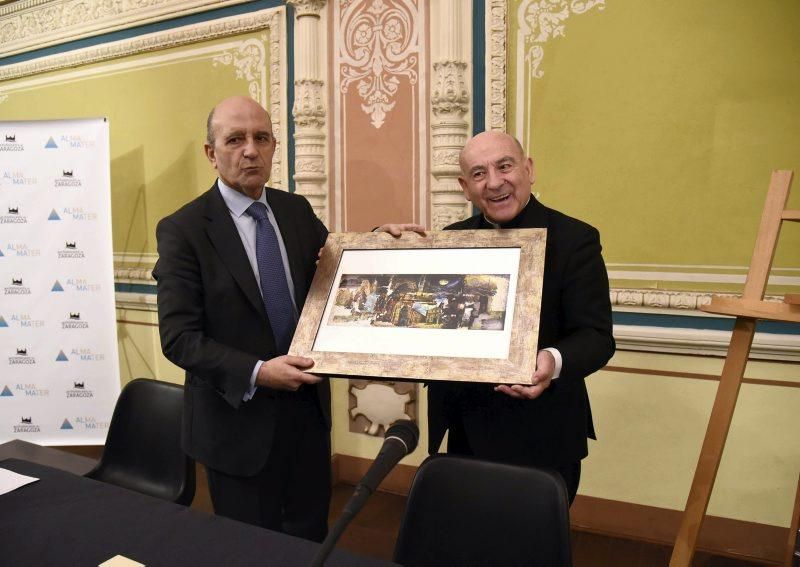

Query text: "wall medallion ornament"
[339, 0, 418, 129]
[349, 380, 416, 437]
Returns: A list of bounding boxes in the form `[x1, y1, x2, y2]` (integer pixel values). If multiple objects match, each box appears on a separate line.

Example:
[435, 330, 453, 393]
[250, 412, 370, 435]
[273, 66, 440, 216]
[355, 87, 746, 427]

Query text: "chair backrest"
[393, 455, 572, 567]
[86, 378, 195, 505]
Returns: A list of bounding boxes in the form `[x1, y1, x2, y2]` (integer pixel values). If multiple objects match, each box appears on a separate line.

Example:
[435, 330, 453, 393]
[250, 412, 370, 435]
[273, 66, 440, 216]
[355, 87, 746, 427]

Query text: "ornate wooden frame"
[290, 229, 546, 384]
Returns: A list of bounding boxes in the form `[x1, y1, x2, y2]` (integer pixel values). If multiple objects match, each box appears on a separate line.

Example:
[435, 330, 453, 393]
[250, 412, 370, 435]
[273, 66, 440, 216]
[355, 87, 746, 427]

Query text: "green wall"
[511, 0, 799, 288]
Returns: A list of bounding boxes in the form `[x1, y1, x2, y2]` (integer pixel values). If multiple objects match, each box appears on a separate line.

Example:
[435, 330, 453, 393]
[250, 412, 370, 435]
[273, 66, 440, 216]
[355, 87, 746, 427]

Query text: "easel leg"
[669, 317, 756, 567]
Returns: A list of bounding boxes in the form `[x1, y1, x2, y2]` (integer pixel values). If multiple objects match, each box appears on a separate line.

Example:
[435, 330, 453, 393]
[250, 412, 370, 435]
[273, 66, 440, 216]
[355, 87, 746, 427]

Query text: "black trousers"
[446, 417, 582, 505]
[206, 394, 331, 542]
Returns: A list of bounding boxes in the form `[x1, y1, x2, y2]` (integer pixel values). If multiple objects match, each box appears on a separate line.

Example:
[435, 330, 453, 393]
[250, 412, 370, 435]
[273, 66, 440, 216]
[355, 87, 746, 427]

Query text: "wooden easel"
[669, 170, 800, 566]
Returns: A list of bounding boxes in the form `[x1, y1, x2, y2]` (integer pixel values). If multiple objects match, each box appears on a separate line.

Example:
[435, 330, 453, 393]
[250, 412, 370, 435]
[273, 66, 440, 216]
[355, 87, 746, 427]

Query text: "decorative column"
[288, 0, 328, 224]
[429, 0, 472, 230]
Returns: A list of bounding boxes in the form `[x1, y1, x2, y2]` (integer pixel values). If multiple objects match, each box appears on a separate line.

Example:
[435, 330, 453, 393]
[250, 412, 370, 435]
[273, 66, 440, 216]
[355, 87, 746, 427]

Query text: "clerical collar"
[481, 195, 532, 229]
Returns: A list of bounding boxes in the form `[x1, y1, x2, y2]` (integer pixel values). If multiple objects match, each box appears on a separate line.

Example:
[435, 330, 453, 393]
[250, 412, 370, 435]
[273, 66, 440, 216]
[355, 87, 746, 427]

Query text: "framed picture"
[289, 229, 546, 384]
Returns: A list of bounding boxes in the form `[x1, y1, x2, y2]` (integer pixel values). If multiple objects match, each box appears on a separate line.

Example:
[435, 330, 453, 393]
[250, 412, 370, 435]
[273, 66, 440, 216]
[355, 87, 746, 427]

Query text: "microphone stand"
[310, 420, 418, 567]
[309, 484, 370, 567]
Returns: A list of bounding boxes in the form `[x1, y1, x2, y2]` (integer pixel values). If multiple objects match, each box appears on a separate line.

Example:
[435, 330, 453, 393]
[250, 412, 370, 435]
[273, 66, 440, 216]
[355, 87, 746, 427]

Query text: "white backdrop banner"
[0, 118, 120, 445]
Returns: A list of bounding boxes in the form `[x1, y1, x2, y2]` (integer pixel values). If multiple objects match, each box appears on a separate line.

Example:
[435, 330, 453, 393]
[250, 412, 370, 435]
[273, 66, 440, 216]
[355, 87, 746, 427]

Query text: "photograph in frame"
[289, 229, 546, 384]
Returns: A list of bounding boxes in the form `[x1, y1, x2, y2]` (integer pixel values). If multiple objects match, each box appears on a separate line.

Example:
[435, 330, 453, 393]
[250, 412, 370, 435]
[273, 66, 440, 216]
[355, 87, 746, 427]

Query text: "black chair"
[85, 378, 195, 505]
[393, 455, 572, 567]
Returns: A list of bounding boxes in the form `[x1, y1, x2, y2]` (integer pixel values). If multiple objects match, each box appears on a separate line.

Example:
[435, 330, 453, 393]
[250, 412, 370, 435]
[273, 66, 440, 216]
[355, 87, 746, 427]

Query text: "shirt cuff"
[542, 347, 562, 380]
[243, 361, 262, 402]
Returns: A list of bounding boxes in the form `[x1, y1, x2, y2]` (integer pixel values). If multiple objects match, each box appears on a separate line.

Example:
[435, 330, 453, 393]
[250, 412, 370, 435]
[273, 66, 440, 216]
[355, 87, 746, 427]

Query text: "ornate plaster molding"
[429, 0, 471, 230]
[290, 0, 326, 17]
[114, 253, 156, 284]
[115, 292, 158, 311]
[611, 288, 713, 311]
[212, 36, 268, 112]
[429, 118, 471, 230]
[431, 60, 469, 115]
[609, 288, 790, 311]
[486, 0, 507, 131]
[0, 8, 286, 185]
[0, 0, 252, 58]
[518, 0, 605, 79]
[612, 288, 799, 360]
[114, 265, 157, 311]
[294, 78, 326, 128]
[339, 0, 418, 129]
[0, 8, 282, 81]
[289, 0, 329, 224]
[266, 11, 287, 189]
[514, 0, 604, 142]
[114, 267, 154, 283]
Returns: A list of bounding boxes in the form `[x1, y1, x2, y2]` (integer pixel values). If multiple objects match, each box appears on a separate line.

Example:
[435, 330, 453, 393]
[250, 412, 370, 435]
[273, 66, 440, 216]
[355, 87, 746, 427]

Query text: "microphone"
[310, 420, 419, 567]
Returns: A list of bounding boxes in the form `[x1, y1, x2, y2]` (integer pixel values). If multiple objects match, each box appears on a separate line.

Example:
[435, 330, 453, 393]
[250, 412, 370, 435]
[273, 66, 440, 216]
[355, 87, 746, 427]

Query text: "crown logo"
[4, 135, 15, 142]
[65, 241, 76, 249]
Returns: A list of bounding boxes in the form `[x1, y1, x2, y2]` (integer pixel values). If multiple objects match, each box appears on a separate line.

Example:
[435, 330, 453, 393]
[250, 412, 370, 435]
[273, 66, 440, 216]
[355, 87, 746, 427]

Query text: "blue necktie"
[246, 202, 296, 354]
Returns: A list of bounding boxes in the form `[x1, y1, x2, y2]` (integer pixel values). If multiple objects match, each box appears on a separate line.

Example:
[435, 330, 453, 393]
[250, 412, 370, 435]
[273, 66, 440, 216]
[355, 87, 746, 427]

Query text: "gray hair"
[206, 107, 216, 145]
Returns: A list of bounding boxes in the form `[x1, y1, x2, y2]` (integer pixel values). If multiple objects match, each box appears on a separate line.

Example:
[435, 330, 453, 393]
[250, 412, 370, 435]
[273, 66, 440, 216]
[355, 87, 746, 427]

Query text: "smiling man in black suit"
[436, 131, 615, 503]
[383, 131, 615, 503]
[153, 96, 330, 541]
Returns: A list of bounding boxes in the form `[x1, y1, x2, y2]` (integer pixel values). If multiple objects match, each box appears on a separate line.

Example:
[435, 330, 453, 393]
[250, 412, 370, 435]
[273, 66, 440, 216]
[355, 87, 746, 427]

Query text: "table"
[0, 459, 395, 567]
[0, 439, 96, 475]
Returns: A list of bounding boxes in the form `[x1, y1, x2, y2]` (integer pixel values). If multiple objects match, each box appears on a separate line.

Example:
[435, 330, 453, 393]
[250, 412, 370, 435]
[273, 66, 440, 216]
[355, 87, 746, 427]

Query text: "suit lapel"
[203, 184, 267, 319]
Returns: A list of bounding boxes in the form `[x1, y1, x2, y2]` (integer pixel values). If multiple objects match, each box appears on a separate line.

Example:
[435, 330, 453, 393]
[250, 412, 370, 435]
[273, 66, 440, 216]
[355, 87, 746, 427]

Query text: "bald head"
[459, 131, 525, 172]
[207, 96, 270, 145]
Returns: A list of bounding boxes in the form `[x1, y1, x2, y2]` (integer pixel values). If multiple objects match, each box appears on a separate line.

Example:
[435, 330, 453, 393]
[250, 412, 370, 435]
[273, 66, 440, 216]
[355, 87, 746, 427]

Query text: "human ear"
[458, 176, 472, 201]
[204, 143, 217, 168]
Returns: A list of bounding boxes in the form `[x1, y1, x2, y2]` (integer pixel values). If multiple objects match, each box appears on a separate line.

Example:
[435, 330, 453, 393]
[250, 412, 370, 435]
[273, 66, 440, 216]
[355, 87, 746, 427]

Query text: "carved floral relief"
[339, 0, 418, 128]
[519, 0, 605, 79]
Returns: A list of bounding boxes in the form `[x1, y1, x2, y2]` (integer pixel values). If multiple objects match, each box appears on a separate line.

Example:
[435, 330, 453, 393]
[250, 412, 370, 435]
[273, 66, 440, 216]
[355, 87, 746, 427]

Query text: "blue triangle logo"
[45, 137, 58, 149]
[0, 248, 4, 257]
[56, 350, 69, 361]
[51, 280, 64, 292]
[1, 385, 12, 397]
[60, 419, 73, 429]
[0, 315, 7, 327]
[48, 209, 61, 220]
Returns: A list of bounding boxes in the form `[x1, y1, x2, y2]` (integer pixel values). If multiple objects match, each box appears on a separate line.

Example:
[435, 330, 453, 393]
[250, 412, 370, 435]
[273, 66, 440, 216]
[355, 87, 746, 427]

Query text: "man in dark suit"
[153, 96, 331, 541]
[386, 131, 614, 503]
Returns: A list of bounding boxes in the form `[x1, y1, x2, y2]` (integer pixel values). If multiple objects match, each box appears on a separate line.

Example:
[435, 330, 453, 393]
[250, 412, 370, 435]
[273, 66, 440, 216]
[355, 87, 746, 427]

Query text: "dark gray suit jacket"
[428, 197, 615, 467]
[153, 183, 329, 476]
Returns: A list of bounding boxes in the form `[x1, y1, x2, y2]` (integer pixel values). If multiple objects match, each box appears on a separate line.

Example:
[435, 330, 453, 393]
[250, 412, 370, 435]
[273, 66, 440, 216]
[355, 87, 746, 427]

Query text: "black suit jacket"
[153, 183, 329, 476]
[428, 197, 615, 467]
